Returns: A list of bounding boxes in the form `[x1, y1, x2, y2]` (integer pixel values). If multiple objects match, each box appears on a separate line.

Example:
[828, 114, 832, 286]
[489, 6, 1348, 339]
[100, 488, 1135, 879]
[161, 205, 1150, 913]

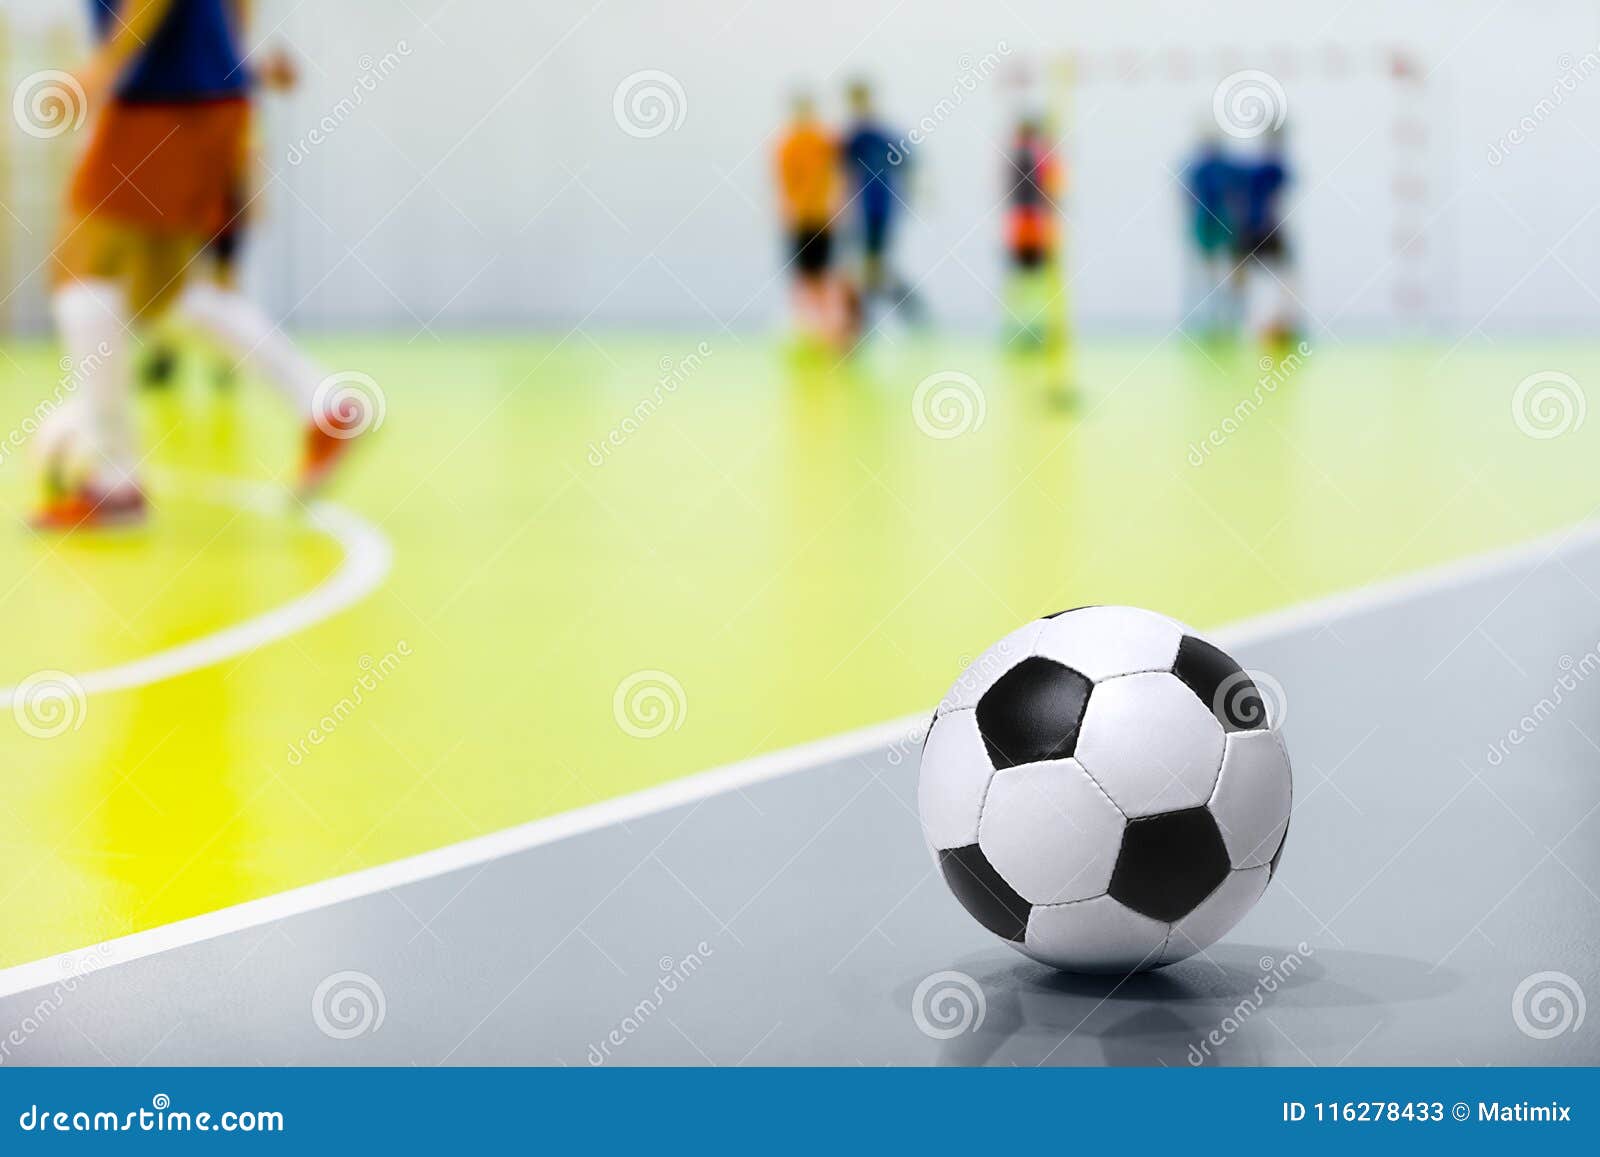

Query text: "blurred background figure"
[842, 79, 922, 331]
[1179, 125, 1241, 339]
[1233, 124, 1299, 345]
[1002, 115, 1063, 348]
[774, 91, 855, 349]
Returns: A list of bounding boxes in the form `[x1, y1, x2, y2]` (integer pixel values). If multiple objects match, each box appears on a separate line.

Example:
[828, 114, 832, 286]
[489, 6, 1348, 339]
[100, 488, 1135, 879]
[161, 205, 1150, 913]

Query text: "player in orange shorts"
[34, 0, 364, 529]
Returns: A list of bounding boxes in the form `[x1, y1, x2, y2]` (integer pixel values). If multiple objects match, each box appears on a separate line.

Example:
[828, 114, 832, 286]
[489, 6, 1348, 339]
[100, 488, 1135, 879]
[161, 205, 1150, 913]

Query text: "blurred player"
[138, 67, 263, 395]
[1003, 116, 1062, 346]
[1233, 124, 1299, 345]
[1180, 126, 1241, 338]
[34, 1, 362, 530]
[774, 92, 854, 347]
[842, 80, 922, 327]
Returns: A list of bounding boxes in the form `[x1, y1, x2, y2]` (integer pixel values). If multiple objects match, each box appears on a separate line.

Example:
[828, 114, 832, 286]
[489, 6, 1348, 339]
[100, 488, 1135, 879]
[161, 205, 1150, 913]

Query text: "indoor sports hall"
[0, 0, 1597, 1067]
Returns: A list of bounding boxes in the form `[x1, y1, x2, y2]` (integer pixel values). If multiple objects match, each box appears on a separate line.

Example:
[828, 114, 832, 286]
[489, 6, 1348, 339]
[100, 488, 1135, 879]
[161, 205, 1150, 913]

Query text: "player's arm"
[227, 0, 298, 91]
[82, 0, 178, 97]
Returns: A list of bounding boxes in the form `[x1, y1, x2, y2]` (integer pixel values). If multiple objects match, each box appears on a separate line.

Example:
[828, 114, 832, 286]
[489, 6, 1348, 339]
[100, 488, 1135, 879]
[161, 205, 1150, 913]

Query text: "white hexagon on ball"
[977, 758, 1124, 905]
[1033, 605, 1187, 681]
[1075, 671, 1226, 817]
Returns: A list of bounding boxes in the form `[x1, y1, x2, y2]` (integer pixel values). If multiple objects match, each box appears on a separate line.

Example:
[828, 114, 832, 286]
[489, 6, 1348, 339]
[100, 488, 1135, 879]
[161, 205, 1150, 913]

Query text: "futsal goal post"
[997, 43, 1441, 344]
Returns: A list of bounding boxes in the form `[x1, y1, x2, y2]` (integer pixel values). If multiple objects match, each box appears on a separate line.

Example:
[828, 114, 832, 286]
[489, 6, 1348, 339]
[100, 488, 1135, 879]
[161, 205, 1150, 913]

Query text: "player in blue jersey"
[1180, 128, 1242, 337]
[36, 1, 363, 528]
[842, 80, 923, 328]
[1232, 125, 1299, 345]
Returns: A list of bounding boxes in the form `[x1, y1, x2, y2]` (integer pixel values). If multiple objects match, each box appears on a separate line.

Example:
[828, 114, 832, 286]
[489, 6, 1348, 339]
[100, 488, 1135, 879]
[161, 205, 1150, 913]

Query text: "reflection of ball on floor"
[918, 605, 1292, 974]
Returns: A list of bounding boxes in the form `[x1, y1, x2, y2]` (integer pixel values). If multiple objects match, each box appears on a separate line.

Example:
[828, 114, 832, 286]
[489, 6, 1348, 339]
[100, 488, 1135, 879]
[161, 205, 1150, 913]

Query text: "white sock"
[52, 280, 135, 493]
[174, 281, 321, 416]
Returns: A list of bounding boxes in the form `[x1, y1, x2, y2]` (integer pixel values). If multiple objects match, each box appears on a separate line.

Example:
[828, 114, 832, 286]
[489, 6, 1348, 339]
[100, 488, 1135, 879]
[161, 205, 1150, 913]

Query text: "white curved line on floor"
[0, 473, 393, 708]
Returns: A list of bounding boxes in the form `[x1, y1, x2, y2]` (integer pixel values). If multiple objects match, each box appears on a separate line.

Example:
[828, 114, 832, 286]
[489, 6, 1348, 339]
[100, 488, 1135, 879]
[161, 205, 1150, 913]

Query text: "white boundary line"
[2, 515, 1598, 999]
[0, 474, 392, 708]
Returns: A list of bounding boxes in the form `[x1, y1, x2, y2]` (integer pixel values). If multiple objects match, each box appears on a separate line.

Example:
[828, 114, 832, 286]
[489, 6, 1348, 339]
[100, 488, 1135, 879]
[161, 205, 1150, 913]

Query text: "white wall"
[4, 0, 1599, 335]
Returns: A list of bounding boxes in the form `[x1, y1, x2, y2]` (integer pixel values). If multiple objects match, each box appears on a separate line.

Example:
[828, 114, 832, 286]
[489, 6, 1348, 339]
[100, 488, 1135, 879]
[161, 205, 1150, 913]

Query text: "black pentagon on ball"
[938, 844, 1030, 942]
[1108, 807, 1232, 922]
[975, 657, 1093, 770]
[1173, 635, 1266, 732]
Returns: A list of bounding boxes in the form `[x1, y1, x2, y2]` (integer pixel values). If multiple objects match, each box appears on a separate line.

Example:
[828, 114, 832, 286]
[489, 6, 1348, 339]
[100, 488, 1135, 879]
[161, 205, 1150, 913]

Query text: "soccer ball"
[918, 605, 1291, 974]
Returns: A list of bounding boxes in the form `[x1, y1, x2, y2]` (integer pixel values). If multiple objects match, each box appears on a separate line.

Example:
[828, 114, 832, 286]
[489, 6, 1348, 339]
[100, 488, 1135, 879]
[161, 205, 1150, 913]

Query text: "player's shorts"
[1007, 207, 1055, 265]
[1236, 226, 1286, 264]
[1010, 243, 1049, 271]
[791, 226, 833, 276]
[69, 98, 249, 240]
[861, 212, 892, 258]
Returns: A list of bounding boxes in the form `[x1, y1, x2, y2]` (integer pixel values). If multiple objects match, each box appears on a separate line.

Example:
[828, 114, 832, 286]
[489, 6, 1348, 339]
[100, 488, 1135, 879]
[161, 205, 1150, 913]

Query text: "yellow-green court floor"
[0, 332, 1597, 969]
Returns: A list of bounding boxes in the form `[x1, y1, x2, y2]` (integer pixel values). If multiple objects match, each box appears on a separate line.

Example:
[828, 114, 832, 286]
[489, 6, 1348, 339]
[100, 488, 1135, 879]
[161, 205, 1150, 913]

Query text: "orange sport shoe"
[299, 404, 370, 497]
[30, 484, 147, 531]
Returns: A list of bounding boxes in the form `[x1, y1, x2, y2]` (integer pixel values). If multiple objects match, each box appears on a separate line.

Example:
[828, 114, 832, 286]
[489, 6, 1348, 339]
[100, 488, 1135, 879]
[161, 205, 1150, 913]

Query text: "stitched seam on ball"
[973, 748, 1001, 836]
[1071, 759, 1127, 819]
[1020, 617, 1048, 659]
[1156, 923, 1176, 961]
[1092, 665, 1181, 682]
[1032, 889, 1110, 910]
[1201, 730, 1229, 806]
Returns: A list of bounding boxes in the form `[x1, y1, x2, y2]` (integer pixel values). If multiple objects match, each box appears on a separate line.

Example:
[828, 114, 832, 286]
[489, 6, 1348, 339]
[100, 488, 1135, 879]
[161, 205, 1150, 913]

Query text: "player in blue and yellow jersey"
[35, 0, 364, 528]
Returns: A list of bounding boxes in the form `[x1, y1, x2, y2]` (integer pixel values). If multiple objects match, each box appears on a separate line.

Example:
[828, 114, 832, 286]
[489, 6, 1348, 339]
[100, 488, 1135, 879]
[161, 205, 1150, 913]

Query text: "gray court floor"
[4, 536, 1600, 1066]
